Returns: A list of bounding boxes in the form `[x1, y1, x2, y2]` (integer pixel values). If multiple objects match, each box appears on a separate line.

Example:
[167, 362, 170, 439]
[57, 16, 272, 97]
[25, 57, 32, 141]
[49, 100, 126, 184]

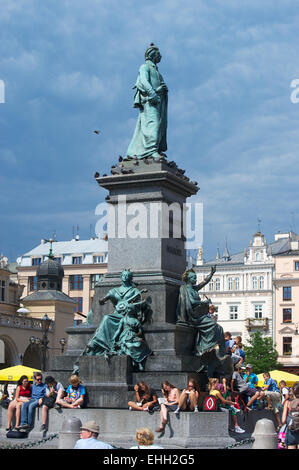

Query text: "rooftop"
[22, 238, 108, 257]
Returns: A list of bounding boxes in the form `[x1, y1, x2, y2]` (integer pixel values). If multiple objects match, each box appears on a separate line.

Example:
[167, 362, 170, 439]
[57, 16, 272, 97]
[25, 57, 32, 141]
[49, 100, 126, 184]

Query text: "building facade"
[194, 232, 297, 349]
[17, 237, 108, 323]
[274, 237, 299, 373]
[0, 255, 25, 367]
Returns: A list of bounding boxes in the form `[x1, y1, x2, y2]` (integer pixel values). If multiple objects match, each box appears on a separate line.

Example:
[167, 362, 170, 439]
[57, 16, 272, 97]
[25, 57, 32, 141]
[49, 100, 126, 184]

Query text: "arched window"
[235, 277, 240, 290]
[256, 252, 261, 261]
[252, 276, 258, 290]
[215, 278, 220, 291]
[228, 277, 233, 291]
[209, 280, 214, 291]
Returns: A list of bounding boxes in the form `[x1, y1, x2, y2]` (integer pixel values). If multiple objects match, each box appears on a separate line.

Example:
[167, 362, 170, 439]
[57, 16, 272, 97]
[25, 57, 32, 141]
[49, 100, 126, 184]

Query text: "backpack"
[288, 398, 299, 432]
[234, 393, 247, 412]
[277, 424, 287, 450]
[6, 430, 28, 439]
[202, 395, 219, 412]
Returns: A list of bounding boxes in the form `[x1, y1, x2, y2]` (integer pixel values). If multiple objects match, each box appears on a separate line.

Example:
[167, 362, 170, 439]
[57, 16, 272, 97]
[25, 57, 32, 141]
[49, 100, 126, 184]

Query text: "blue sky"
[1, 0, 299, 262]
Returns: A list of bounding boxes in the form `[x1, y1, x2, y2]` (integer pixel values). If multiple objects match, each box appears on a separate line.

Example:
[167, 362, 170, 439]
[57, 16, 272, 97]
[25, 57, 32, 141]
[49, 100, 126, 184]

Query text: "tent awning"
[0, 365, 41, 382]
[257, 370, 299, 388]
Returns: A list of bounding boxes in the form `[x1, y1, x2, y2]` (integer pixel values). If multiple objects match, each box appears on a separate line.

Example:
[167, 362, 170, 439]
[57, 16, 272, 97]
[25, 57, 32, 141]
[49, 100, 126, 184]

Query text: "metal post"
[251, 418, 277, 449]
[59, 417, 82, 449]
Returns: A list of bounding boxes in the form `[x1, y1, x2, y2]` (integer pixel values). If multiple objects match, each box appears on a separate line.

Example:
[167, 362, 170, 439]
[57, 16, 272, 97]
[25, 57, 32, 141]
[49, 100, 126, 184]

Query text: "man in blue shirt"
[260, 372, 282, 430]
[243, 364, 258, 389]
[73, 421, 114, 449]
[18, 372, 47, 430]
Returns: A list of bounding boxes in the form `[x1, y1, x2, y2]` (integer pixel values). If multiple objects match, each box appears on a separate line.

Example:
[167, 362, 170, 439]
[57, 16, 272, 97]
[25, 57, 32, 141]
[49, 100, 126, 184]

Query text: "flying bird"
[94, 130, 101, 135]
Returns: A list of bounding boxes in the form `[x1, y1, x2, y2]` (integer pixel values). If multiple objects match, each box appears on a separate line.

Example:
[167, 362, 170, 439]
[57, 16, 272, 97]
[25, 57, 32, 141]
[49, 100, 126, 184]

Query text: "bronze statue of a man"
[127, 43, 168, 160]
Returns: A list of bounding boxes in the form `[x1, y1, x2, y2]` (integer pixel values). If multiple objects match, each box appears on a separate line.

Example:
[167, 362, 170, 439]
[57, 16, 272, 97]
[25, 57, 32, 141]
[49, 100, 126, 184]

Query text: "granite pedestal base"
[0, 407, 243, 448]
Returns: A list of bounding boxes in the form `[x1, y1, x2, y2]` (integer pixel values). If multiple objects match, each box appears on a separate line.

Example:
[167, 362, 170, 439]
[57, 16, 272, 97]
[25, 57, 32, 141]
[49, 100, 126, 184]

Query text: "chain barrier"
[223, 437, 255, 449]
[0, 433, 59, 449]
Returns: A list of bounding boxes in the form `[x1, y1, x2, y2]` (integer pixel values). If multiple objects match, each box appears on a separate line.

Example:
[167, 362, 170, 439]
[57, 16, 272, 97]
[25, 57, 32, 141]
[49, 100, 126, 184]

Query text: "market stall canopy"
[257, 370, 299, 388]
[0, 365, 41, 382]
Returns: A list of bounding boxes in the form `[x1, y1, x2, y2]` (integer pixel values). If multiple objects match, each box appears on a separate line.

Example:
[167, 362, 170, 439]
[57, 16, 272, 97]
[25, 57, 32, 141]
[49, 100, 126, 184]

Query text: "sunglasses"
[35, 378, 42, 381]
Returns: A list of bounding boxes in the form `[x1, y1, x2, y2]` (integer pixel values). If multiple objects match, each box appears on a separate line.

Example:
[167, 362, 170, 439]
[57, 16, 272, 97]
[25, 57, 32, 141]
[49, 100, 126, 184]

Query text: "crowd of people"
[5, 372, 86, 432]
[1, 331, 298, 449]
[73, 379, 299, 450]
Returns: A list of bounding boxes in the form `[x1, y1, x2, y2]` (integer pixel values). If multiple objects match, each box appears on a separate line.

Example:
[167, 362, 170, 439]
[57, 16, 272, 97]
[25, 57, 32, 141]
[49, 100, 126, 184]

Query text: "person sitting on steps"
[155, 381, 180, 433]
[128, 381, 158, 412]
[174, 378, 200, 414]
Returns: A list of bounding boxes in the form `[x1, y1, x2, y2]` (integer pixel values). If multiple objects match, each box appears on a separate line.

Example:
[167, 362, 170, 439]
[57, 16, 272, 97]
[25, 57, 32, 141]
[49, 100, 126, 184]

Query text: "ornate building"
[0, 249, 74, 370]
[194, 231, 297, 347]
[17, 237, 108, 323]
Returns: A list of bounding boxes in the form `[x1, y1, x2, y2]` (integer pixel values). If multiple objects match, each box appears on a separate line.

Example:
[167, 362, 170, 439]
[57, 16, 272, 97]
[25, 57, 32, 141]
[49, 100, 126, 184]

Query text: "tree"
[243, 331, 282, 374]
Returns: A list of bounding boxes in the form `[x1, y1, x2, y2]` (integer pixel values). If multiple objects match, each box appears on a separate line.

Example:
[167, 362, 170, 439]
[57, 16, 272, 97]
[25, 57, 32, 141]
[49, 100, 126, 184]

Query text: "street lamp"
[40, 315, 51, 371]
[59, 338, 66, 353]
[28, 315, 66, 371]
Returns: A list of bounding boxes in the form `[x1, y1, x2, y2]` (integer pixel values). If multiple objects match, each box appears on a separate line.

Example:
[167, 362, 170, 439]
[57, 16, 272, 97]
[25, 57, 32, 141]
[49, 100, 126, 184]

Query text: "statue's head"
[182, 268, 197, 285]
[121, 269, 133, 283]
[145, 43, 161, 64]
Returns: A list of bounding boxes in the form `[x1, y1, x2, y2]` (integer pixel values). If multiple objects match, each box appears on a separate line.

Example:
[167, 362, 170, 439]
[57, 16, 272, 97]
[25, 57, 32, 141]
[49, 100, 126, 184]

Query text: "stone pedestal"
[49, 157, 205, 406]
[92, 157, 198, 327]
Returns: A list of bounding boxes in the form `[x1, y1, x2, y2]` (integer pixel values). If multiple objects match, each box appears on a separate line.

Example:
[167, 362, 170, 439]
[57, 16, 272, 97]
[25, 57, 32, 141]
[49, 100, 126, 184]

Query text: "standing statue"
[72, 270, 152, 374]
[176, 267, 226, 358]
[127, 43, 168, 160]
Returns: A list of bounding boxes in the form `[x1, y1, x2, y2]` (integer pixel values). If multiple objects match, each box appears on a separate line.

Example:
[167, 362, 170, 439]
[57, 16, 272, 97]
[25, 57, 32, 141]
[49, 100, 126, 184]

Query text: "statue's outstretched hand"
[211, 265, 216, 275]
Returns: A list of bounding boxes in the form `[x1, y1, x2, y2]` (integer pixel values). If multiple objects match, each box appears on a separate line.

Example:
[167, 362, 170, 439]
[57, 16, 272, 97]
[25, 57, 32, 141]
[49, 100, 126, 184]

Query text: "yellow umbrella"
[0, 365, 41, 382]
[257, 370, 299, 388]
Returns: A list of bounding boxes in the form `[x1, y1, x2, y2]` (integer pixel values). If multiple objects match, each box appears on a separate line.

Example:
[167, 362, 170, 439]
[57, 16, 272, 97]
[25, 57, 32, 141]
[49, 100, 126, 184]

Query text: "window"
[72, 256, 82, 265]
[283, 308, 292, 323]
[235, 277, 240, 290]
[209, 280, 214, 291]
[254, 305, 263, 319]
[70, 275, 83, 290]
[229, 305, 238, 320]
[283, 286, 292, 301]
[29, 276, 37, 292]
[73, 319, 83, 327]
[73, 297, 83, 313]
[228, 278, 233, 291]
[256, 252, 261, 261]
[252, 276, 258, 290]
[90, 274, 103, 289]
[31, 257, 41, 266]
[53, 257, 62, 264]
[93, 255, 105, 264]
[295, 261, 299, 271]
[259, 276, 264, 290]
[215, 278, 220, 291]
[0, 280, 5, 301]
[283, 337, 292, 356]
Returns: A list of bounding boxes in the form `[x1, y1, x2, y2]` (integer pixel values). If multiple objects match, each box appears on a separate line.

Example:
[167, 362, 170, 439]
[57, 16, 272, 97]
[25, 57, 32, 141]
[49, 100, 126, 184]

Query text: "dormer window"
[72, 256, 82, 265]
[31, 257, 42, 266]
[93, 255, 104, 264]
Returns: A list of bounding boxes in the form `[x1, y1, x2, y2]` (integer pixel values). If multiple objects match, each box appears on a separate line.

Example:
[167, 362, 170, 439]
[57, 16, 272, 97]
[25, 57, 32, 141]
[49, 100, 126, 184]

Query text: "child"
[279, 380, 290, 405]
[57, 375, 85, 409]
[208, 378, 245, 434]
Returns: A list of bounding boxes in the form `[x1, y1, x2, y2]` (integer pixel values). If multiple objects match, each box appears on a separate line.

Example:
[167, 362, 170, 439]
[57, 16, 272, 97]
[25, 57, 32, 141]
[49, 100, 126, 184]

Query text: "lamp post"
[41, 314, 51, 371]
[28, 315, 66, 371]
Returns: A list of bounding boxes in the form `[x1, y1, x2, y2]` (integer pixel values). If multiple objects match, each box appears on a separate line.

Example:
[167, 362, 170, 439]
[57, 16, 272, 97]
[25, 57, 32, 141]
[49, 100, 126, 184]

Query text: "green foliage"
[243, 331, 282, 374]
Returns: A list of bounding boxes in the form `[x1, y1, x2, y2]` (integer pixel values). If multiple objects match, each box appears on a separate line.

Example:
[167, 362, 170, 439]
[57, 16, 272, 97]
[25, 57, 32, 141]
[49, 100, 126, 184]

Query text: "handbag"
[1, 398, 11, 409]
[42, 395, 56, 408]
